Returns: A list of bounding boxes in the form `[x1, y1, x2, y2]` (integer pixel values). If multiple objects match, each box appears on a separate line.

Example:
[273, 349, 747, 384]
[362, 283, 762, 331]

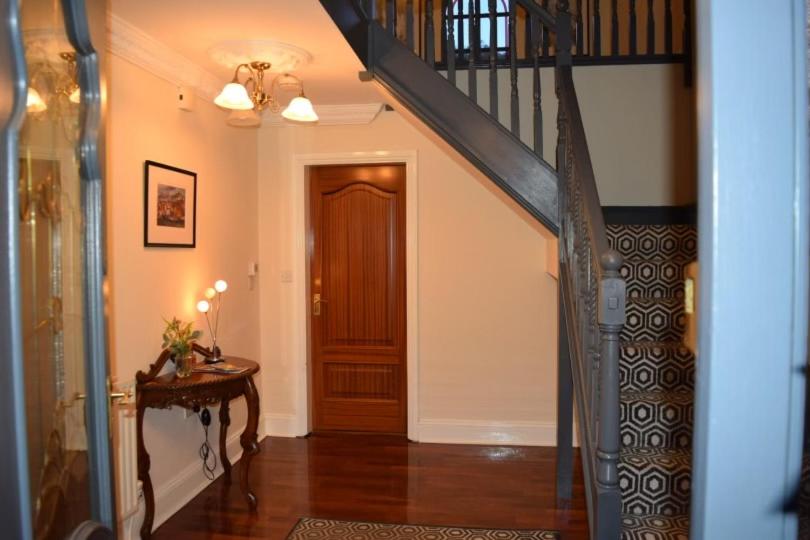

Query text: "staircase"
[320, 1, 695, 538]
[608, 224, 696, 540]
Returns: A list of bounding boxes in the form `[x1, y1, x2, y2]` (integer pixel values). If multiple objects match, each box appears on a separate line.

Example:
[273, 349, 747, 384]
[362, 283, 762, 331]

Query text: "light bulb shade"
[214, 82, 254, 110]
[282, 96, 318, 123]
[214, 280, 228, 293]
[26, 87, 47, 113]
[68, 86, 81, 104]
[204, 287, 217, 300]
[196, 300, 210, 313]
[227, 108, 261, 127]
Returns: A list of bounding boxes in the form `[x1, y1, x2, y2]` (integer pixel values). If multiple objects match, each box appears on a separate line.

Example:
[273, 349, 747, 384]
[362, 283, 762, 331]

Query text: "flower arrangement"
[162, 317, 202, 360]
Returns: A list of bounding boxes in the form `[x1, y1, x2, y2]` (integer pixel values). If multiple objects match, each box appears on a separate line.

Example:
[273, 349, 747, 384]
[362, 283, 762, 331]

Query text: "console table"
[135, 348, 260, 539]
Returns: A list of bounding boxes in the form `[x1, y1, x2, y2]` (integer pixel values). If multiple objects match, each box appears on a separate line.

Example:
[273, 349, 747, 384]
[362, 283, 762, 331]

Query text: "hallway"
[152, 435, 588, 539]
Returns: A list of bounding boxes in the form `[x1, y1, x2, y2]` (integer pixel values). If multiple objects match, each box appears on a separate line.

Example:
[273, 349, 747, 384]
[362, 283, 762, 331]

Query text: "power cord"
[198, 407, 217, 480]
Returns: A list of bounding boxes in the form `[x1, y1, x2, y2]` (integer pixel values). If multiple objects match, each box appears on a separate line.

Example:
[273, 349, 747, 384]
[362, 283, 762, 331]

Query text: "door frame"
[291, 151, 419, 440]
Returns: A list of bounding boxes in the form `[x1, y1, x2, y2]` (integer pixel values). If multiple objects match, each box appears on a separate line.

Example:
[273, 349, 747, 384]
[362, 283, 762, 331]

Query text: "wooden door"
[309, 164, 406, 434]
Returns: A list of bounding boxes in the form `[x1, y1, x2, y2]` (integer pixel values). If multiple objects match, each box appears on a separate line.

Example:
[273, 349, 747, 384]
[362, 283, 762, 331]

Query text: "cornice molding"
[107, 13, 385, 126]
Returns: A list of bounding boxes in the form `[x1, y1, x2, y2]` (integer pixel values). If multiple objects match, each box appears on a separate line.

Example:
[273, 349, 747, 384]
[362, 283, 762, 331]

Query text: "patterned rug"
[286, 518, 559, 539]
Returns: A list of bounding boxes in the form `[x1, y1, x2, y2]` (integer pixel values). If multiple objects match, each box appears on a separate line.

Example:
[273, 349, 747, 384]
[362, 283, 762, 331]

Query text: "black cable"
[198, 407, 217, 480]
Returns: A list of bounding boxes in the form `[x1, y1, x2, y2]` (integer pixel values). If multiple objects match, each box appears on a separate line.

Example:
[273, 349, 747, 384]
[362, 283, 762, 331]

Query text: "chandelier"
[214, 61, 318, 127]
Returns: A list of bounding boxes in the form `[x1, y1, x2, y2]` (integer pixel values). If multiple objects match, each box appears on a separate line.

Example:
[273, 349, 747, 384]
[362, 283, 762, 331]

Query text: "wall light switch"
[281, 270, 293, 283]
[177, 86, 195, 111]
[248, 262, 258, 277]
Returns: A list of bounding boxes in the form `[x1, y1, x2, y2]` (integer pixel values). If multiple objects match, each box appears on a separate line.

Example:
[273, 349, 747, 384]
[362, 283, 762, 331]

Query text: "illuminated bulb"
[214, 82, 254, 110]
[214, 280, 228, 293]
[204, 287, 216, 300]
[68, 86, 80, 104]
[281, 95, 318, 123]
[196, 300, 210, 313]
[26, 87, 47, 113]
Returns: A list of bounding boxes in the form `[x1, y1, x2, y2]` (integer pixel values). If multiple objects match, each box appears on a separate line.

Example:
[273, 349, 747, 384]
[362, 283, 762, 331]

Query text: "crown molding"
[107, 13, 385, 126]
[107, 13, 222, 100]
[260, 103, 384, 127]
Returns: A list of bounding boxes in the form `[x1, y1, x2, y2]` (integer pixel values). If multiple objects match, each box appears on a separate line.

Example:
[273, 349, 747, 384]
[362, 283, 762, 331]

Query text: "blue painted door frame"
[692, 1, 808, 538]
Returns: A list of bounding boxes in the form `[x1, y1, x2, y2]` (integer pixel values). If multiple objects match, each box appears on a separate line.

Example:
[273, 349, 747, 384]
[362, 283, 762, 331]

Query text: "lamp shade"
[26, 87, 47, 113]
[214, 82, 254, 110]
[197, 300, 210, 313]
[204, 287, 217, 300]
[214, 280, 228, 293]
[227, 108, 261, 127]
[282, 95, 318, 123]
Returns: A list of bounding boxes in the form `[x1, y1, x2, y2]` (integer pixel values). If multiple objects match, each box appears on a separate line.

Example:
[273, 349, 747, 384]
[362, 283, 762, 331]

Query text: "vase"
[176, 352, 194, 378]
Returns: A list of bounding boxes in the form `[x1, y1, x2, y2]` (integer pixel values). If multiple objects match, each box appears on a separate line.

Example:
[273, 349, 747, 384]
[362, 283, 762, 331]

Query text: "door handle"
[313, 293, 327, 316]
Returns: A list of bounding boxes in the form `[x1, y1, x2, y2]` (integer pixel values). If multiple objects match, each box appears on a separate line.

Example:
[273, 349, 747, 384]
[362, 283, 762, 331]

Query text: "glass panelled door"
[2, 0, 115, 538]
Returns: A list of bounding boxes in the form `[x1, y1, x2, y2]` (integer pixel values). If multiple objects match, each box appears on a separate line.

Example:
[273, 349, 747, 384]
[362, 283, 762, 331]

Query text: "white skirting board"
[262, 413, 303, 438]
[118, 430, 248, 539]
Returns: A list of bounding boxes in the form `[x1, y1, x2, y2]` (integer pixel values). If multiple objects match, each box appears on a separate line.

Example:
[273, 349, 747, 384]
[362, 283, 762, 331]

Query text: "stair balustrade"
[320, 1, 627, 537]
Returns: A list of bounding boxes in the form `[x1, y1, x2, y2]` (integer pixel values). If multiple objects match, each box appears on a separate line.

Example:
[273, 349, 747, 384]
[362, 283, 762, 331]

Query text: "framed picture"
[144, 160, 197, 248]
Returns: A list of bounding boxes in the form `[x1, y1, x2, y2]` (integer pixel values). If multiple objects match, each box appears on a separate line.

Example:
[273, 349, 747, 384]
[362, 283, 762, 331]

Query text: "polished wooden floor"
[153, 434, 588, 540]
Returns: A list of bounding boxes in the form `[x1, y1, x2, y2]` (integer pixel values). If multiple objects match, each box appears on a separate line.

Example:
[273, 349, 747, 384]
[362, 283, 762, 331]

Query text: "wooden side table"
[135, 348, 261, 539]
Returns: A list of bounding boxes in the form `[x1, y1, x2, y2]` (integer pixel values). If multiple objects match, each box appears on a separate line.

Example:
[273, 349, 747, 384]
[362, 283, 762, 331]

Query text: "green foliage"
[162, 317, 203, 359]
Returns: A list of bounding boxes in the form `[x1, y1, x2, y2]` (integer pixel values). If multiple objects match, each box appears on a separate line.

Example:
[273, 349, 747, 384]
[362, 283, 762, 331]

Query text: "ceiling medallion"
[208, 40, 312, 73]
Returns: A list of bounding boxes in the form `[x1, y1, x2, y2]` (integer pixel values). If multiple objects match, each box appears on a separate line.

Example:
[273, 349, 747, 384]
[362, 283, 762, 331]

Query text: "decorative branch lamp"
[196, 279, 228, 363]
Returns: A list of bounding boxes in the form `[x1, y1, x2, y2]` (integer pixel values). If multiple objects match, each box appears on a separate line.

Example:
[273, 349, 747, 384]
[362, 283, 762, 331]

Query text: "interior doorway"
[308, 163, 407, 434]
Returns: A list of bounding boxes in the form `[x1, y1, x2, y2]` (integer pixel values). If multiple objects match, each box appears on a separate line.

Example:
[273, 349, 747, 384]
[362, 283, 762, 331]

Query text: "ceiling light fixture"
[214, 61, 318, 126]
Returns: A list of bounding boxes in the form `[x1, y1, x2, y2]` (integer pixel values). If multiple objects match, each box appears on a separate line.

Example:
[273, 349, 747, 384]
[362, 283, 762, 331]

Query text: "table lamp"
[196, 279, 228, 363]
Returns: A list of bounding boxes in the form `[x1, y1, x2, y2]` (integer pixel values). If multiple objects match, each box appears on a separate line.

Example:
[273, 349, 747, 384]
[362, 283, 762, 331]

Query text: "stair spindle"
[407, 0, 415, 50]
[575, 0, 583, 55]
[593, 0, 601, 56]
[629, 0, 637, 55]
[542, 0, 550, 57]
[646, 0, 655, 54]
[531, 12, 542, 156]
[611, 0, 618, 55]
[509, 0, 519, 136]
[488, 0, 498, 120]
[386, 0, 397, 35]
[683, 0, 692, 85]
[468, 0, 478, 103]
[664, 0, 672, 54]
[426, 0, 435, 67]
[446, 0, 456, 84]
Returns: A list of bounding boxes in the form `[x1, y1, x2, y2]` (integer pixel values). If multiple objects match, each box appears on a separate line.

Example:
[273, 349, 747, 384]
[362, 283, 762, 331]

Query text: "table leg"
[239, 376, 260, 509]
[219, 398, 232, 483]
[136, 401, 155, 539]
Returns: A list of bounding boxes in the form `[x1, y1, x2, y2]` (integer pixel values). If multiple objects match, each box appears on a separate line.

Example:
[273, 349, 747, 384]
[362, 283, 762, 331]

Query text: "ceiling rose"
[208, 40, 312, 73]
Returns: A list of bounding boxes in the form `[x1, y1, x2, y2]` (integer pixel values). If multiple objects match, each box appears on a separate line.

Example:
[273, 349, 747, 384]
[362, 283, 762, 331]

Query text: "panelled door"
[309, 164, 406, 434]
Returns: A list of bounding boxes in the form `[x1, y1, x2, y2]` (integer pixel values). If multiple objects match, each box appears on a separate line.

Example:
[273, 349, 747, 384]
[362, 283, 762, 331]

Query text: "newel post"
[597, 249, 624, 489]
[555, 1, 572, 67]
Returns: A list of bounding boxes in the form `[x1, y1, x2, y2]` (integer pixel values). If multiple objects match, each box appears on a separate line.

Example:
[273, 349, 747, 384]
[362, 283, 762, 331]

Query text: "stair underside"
[610, 224, 696, 540]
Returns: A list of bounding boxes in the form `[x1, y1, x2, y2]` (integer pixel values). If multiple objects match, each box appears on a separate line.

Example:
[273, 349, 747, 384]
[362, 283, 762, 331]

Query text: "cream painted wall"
[257, 112, 561, 444]
[106, 55, 260, 529]
[453, 63, 697, 206]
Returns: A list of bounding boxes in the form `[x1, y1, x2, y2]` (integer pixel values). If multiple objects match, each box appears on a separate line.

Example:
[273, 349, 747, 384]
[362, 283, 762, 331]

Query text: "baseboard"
[120, 430, 247, 539]
[262, 412, 301, 438]
[416, 418, 580, 447]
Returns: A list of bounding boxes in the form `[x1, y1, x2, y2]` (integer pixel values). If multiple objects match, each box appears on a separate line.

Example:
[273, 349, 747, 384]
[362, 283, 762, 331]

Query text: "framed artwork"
[143, 160, 197, 248]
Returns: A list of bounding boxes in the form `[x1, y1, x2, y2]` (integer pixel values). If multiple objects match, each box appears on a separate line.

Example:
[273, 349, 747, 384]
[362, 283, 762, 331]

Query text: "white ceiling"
[110, 0, 384, 105]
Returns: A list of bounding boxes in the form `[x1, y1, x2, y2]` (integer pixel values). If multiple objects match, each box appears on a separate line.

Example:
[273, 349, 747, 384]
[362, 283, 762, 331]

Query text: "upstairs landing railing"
[355, 1, 627, 538]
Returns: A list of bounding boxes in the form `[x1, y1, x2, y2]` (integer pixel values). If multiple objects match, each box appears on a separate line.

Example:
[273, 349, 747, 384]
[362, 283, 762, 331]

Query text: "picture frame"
[143, 160, 197, 248]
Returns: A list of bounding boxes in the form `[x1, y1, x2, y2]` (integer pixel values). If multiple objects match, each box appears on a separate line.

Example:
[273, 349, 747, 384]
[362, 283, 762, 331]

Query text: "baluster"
[575, 0, 583, 55]
[468, 0, 478, 102]
[556, 0, 572, 67]
[610, 0, 619, 55]
[542, 0, 550, 57]
[593, 0, 601, 56]
[407, 0, 415, 50]
[509, 1, 519, 135]
[441, 0, 448, 62]
[426, 0, 435, 67]
[683, 0, 692, 84]
[524, 10, 532, 59]
[597, 251, 624, 495]
[531, 13, 542, 156]
[646, 0, 655, 54]
[366, 0, 377, 20]
[488, 0, 498, 119]
[664, 0, 672, 54]
[446, 0, 456, 84]
[386, 0, 397, 35]
[629, 0, 637, 55]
